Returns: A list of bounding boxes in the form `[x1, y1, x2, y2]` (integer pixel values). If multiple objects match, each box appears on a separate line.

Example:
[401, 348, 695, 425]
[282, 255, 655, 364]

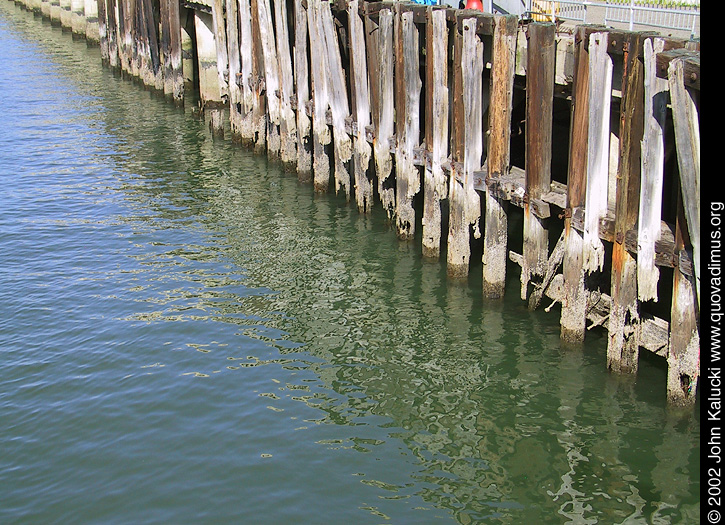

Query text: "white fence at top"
[521, 0, 700, 39]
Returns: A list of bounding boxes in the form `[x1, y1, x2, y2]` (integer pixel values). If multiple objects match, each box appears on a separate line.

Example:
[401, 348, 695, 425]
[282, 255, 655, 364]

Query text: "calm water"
[0, 3, 699, 523]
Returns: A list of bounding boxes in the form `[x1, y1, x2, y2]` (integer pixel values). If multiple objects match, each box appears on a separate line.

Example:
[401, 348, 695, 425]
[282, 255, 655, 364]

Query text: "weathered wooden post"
[60, 0, 71, 28]
[256, 0, 280, 157]
[608, 32, 645, 374]
[348, 0, 374, 213]
[308, 0, 331, 192]
[225, 0, 243, 135]
[447, 14, 482, 278]
[666, 51, 700, 407]
[322, 0, 353, 199]
[238, 0, 266, 151]
[294, 0, 312, 181]
[85, 0, 100, 43]
[160, 0, 184, 104]
[582, 31, 611, 279]
[274, 0, 297, 170]
[70, 0, 85, 37]
[194, 5, 226, 136]
[667, 53, 700, 307]
[521, 22, 555, 302]
[637, 37, 667, 302]
[394, 4, 422, 240]
[482, 14, 516, 298]
[560, 25, 594, 344]
[97, 0, 109, 61]
[211, 0, 229, 100]
[668, 197, 700, 407]
[366, 4, 395, 220]
[422, 5, 448, 259]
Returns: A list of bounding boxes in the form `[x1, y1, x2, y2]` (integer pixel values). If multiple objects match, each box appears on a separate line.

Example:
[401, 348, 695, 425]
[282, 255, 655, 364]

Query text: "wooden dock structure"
[11, 0, 701, 407]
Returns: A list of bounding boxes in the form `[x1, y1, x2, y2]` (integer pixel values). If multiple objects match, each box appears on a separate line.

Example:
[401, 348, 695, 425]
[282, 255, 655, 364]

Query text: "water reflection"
[0, 3, 699, 523]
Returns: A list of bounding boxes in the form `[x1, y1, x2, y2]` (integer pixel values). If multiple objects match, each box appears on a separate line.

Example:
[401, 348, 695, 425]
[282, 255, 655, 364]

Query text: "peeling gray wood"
[668, 57, 700, 307]
[348, 0, 374, 213]
[637, 37, 667, 302]
[583, 31, 612, 274]
[422, 7, 448, 259]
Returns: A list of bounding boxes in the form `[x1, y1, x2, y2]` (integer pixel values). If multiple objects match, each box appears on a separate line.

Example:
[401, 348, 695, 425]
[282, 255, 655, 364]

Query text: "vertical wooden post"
[482, 14, 516, 298]
[394, 5, 422, 240]
[294, 0, 312, 182]
[60, 0, 71, 29]
[225, 0, 243, 137]
[668, 197, 699, 406]
[194, 10, 223, 104]
[637, 36, 667, 302]
[108, 0, 120, 69]
[50, 0, 61, 26]
[70, 0, 86, 37]
[321, 1, 353, 199]
[212, 0, 229, 101]
[668, 57, 700, 307]
[161, 0, 184, 104]
[274, 0, 297, 171]
[141, 0, 162, 91]
[97, 0, 109, 62]
[367, 6, 395, 220]
[608, 32, 645, 374]
[85, 0, 100, 43]
[447, 16, 482, 278]
[560, 25, 592, 344]
[238, 0, 263, 150]
[249, 0, 268, 152]
[522, 22, 555, 301]
[118, 0, 136, 77]
[307, 0, 331, 192]
[348, 0, 374, 213]
[257, 0, 280, 158]
[422, 6, 448, 259]
[582, 31, 612, 276]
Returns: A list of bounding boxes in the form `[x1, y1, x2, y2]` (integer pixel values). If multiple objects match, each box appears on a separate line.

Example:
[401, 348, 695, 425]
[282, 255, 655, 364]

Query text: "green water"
[0, 3, 699, 523]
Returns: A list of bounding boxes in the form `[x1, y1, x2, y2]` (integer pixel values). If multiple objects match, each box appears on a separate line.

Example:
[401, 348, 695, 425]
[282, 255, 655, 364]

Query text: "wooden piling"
[422, 6, 448, 259]
[393, 5, 422, 241]
[225, 0, 242, 134]
[294, 0, 312, 181]
[308, 0, 332, 192]
[70, 0, 85, 37]
[348, 0, 374, 213]
[256, 0, 280, 158]
[160, 0, 183, 104]
[482, 14, 516, 298]
[637, 36, 667, 302]
[238, 0, 265, 151]
[274, 0, 297, 171]
[322, 0, 353, 199]
[560, 25, 593, 344]
[85, 0, 99, 43]
[608, 32, 645, 375]
[366, 5, 395, 220]
[447, 15, 482, 277]
[668, 197, 699, 406]
[521, 22, 555, 302]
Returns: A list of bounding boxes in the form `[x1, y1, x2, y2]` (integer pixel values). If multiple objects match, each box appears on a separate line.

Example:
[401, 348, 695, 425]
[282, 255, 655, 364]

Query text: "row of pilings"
[12, 0, 701, 407]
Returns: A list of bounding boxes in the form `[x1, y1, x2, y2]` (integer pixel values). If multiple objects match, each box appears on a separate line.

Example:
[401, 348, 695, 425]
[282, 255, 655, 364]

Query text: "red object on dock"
[465, 0, 483, 11]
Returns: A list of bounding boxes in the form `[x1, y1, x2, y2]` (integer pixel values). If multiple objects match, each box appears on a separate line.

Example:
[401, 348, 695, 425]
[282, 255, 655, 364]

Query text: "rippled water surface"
[0, 3, 700, 523]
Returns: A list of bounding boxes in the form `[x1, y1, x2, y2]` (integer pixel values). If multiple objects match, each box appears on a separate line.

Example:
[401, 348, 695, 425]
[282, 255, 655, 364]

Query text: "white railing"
[522, 0, 700, 39]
